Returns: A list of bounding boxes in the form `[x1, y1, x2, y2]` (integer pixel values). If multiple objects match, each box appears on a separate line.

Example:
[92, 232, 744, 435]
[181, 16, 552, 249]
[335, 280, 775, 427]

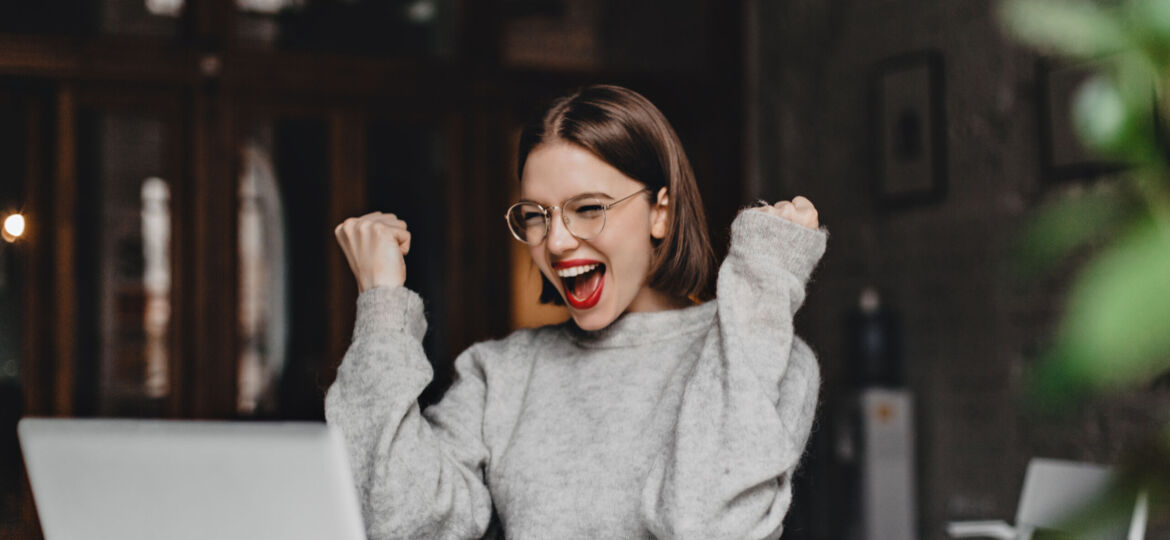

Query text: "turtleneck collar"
[562, 300, 716, 349]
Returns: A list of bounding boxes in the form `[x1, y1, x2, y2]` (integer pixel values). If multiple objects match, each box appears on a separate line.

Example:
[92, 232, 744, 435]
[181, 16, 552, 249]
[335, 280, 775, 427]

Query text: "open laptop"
[18, 418, 366, 540]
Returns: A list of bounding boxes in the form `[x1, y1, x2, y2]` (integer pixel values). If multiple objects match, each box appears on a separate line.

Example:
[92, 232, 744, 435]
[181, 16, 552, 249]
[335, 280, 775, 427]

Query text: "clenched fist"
[754, 196, 819, 229]
[334, 212, 411, 293]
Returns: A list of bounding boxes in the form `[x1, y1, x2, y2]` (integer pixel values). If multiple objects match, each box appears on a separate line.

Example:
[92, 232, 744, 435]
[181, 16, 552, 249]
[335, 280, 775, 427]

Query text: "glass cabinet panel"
[76, 109, 176, 416]
[0, 95, 30, 535]
[0, 0, 181, 37]
[237, 116, 327, 419]
[99, 0, 182, 37]
[235, 0, 454, 58]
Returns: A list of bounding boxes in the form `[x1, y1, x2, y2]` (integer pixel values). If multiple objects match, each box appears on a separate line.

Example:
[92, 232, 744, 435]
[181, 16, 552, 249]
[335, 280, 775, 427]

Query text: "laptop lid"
[18, 418, 366, 540]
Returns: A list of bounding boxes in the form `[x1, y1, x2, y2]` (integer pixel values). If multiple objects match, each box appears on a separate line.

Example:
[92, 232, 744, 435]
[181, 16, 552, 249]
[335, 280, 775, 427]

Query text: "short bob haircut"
[517, 84, 717, 305]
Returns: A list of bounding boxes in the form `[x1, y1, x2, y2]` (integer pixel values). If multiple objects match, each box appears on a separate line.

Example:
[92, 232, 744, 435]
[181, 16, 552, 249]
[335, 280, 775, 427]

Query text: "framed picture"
[870, 51, 947, 208]
[1036, 58, 1126, 182]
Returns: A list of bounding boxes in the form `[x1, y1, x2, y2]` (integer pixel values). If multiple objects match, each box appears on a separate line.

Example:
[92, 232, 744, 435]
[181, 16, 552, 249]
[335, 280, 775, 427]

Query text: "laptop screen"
[18, 418, 365, 540]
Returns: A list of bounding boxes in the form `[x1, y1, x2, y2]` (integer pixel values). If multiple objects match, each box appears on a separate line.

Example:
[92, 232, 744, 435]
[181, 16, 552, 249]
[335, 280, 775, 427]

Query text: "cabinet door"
[72, 94, 186, 418]
[0, 89, 44, 540]
[235, 113, 331, 419]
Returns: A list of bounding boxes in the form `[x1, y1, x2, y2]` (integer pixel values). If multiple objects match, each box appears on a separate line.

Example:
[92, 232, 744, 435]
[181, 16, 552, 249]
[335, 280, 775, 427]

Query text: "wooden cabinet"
[0, 0, 743, 537]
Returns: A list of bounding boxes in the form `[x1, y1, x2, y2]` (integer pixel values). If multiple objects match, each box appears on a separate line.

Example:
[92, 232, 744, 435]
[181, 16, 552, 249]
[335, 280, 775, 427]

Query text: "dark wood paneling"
[325, 111, 365, 388]
[21, 93, 48, 417]
[190, 88, 238, 418]
[51, 85, 76, 417]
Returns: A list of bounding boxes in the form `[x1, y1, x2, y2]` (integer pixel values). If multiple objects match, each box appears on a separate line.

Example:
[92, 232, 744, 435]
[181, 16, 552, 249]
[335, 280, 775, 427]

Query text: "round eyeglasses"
[505, 188, 650, 245]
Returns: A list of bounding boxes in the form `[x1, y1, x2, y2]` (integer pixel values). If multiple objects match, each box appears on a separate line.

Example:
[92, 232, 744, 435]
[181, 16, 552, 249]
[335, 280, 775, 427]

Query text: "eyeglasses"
[505, 188, 650, 245]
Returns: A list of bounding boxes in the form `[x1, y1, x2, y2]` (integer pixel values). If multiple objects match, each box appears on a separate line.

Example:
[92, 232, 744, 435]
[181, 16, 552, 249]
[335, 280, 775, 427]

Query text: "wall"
[749, 1, 1170, 538]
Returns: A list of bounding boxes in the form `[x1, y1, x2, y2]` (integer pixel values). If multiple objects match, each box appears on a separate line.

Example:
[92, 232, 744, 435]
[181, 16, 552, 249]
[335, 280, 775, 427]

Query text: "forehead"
[519, 143, 641, 203]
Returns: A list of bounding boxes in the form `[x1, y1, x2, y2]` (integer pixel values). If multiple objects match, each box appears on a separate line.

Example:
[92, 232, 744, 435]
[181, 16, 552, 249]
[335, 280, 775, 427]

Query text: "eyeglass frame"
[504, 188, 652, 245]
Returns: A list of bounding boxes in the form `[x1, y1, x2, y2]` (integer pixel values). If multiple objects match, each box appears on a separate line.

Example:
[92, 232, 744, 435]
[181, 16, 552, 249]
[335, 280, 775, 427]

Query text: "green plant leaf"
[1127, 0, 1170, 67]
[1074, 75, 1136, 155]
[1073, 69, 1160, 164]
[1000, 0, 1132, 58]
[1016, 187, 1136, 279]
[1035, 218, 1170, 403]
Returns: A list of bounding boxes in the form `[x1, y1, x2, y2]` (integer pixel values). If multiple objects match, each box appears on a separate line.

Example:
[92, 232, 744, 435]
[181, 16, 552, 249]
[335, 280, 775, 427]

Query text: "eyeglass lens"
[506, 196, 608, 244]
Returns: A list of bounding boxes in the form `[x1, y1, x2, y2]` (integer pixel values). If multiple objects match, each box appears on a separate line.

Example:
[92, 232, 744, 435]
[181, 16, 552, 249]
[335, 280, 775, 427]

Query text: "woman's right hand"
[334, 212, 411, 293]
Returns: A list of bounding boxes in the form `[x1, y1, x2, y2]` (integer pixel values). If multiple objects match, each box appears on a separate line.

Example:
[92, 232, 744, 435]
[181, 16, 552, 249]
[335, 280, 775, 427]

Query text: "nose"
[545, 208, 579, 255]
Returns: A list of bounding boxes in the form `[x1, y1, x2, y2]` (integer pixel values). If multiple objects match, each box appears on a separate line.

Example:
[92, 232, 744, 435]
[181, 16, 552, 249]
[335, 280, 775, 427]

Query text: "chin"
[570, 312, 613, 331]
[566, 301, 620, 331]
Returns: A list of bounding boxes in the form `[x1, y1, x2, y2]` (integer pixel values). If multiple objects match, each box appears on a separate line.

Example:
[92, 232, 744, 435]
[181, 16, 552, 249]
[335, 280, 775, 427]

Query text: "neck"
[626, 285, 693, 313]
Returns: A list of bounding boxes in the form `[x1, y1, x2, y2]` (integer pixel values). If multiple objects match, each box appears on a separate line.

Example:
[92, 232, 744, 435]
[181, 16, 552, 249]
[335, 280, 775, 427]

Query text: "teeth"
[556, 263, 599, 278]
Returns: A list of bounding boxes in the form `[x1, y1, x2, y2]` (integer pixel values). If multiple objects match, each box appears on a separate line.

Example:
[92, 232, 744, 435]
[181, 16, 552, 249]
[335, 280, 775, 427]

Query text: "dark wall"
[749, 1, 1170, 538]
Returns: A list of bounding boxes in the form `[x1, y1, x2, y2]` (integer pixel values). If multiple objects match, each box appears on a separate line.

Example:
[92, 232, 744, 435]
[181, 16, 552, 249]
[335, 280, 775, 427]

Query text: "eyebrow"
[518, 191, 615, 205]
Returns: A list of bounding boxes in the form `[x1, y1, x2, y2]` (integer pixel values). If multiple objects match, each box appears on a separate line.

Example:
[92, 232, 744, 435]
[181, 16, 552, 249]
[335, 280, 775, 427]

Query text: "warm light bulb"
[3, 214, 25, 242]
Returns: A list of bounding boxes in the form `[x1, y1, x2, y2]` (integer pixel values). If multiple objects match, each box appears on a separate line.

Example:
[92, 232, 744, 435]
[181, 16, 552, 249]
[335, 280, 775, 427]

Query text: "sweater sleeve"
[641, 210, 826, 540]
[325, 285, 494, 540]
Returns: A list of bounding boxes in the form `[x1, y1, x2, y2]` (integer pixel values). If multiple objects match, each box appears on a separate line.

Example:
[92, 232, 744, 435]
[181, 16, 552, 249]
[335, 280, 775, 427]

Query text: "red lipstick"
[552, 259, 605, 310]
[552, 259, 602, 269]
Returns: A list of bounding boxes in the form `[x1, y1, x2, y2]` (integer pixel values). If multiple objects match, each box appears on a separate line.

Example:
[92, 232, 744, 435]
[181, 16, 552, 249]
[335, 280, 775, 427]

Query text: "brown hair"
[517, 84, 717, 305]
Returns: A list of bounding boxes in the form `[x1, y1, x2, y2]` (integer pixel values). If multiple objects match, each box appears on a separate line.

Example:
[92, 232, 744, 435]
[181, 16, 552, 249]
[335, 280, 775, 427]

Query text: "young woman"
[328, 85, 826, 539]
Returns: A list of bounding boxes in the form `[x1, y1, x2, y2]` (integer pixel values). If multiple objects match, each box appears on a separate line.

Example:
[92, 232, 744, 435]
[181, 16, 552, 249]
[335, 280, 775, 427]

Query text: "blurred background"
[0, 0, 1167, 538]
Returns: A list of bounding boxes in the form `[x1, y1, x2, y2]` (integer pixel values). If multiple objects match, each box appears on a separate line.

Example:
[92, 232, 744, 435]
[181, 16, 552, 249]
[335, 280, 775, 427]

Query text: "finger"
[384, 227, 411, 255]
[378, 215, 408, 230]
[801, 207, 820, 228]
[399, 230, 411, 255]
[790, 197, 819, 227]
[336, 218, 358, 245]
[775, 201, 797, 220]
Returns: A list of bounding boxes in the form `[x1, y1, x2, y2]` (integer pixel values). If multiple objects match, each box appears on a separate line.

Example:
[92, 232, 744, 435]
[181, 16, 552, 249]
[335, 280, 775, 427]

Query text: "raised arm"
[326, 286, 495, 539]
[642, 200, 827, 540]
[326, 213, 494, 539]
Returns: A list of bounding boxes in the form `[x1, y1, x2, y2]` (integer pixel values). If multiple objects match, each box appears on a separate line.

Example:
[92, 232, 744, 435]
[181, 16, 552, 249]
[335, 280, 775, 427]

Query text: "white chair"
[946, 458, 1148, 540]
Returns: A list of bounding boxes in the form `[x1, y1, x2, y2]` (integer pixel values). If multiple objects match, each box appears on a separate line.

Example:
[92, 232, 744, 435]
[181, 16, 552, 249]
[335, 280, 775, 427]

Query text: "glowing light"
[145, 0, 184, 17]
[406, 0, 437, 23]
[2, 214, 24, 242]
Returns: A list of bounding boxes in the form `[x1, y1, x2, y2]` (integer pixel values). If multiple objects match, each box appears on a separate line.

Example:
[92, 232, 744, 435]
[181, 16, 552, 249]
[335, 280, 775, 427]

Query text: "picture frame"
[1036, 58, 1127, 182]
[870, 51, 947, 208]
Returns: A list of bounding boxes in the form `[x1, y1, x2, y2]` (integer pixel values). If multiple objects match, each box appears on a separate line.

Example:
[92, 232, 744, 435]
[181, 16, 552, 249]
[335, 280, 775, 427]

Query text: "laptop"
[18, 418, 366, 540]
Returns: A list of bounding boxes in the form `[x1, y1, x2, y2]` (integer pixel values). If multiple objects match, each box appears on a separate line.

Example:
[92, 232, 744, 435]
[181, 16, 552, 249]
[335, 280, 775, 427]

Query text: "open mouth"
[557, 262, 606, 310]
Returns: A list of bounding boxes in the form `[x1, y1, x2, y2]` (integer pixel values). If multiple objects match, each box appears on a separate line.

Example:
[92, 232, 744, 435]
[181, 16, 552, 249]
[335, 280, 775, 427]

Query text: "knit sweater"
[325, 209, 828, 540]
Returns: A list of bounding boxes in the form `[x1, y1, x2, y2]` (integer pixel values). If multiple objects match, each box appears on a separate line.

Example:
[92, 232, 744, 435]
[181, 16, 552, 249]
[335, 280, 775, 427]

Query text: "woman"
[328, 85, 826, 539]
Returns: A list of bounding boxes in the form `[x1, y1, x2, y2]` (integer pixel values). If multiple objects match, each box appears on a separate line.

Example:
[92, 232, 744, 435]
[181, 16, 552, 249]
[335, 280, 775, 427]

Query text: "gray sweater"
[325, 210, 828, 540]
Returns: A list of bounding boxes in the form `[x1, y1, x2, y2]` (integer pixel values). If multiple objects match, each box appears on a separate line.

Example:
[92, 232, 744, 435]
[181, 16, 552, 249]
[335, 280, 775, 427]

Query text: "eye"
[522, 211, 545, 225]
[572, 204, 605, 218]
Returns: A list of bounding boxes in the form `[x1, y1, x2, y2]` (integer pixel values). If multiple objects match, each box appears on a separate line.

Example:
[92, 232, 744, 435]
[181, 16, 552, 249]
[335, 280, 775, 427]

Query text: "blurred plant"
[1001, 0, 1170, 535]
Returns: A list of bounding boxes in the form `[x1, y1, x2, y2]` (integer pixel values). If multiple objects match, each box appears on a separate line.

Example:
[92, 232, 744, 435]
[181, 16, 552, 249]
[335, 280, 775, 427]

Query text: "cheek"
[605, 226, 655, 284]
[528, 246, 553, 280]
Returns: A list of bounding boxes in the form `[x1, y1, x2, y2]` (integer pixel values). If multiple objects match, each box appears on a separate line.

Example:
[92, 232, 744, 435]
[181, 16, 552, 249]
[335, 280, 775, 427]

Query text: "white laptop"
[18, 418, 366, 540]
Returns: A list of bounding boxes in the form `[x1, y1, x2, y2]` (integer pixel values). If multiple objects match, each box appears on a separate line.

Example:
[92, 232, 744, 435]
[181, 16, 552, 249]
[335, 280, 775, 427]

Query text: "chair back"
[1015, 458, 1145, 540]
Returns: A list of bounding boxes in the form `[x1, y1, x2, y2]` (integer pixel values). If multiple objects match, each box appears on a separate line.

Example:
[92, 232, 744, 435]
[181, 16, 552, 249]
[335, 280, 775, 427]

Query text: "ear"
[650, 187, 669, 239]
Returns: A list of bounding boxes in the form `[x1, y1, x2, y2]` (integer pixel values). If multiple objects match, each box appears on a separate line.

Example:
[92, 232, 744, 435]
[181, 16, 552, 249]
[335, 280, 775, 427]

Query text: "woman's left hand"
[755, 196, 819, 229]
